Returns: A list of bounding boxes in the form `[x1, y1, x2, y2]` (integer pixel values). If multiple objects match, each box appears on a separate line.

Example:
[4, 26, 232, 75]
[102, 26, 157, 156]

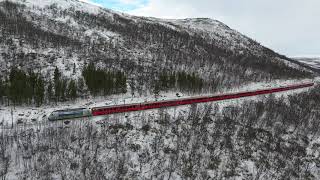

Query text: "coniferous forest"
[0, 64, 208, 106]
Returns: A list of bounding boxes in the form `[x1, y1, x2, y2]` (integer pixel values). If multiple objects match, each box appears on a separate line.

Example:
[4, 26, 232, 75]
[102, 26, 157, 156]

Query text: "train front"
[48, 108, 92, 121]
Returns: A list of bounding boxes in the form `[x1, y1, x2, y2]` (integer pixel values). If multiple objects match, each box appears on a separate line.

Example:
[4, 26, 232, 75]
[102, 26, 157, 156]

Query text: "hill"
[0, 0, 313, 105]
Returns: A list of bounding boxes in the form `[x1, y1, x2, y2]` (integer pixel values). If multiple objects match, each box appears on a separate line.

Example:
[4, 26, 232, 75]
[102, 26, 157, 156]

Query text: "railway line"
[0, 82, 315, 130]
[47, 82, 314, 121]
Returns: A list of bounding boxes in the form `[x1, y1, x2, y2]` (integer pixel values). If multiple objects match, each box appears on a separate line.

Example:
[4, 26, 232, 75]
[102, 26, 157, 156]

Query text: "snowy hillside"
[293, 57, 320, 70]
[165, 18, 264, 56]
[9, 0, 101, 13]
[0, 0, 313, 82]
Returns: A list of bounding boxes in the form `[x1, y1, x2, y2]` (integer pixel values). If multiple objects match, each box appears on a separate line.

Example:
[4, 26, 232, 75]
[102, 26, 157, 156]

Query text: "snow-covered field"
[0, 78, 316, 128]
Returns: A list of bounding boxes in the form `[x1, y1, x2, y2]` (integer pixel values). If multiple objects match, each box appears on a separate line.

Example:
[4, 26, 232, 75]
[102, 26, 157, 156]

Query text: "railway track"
[0, 82, 315, 130]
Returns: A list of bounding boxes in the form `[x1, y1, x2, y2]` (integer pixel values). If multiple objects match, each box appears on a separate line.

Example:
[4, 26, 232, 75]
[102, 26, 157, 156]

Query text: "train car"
[91, 82, 314, 117]
[48, 108, 92, 121]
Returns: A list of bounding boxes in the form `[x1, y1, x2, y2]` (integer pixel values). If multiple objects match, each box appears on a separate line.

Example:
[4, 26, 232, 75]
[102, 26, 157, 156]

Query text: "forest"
[0, 64, 207, 106]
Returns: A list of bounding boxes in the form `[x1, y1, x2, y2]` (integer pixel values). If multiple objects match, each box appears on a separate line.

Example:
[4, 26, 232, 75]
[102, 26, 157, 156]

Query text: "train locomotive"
[48, 108, 92, 121]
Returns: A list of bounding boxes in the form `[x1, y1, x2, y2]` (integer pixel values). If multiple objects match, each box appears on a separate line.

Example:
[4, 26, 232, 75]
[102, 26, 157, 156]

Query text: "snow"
[6, 0, 102, 15]
[293, 57, 320, 70]
[163, 18, 261, 55]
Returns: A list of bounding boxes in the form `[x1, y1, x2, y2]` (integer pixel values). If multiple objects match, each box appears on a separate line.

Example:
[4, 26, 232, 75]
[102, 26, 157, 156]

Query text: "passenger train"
[47, 82, 315, 121]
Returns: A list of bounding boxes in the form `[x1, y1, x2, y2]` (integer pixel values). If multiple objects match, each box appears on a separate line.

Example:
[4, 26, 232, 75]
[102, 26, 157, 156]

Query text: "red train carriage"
[91, 82, 314, 117]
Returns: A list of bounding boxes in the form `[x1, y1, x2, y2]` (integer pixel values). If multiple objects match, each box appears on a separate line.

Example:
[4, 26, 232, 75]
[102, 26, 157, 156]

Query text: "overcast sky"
[86, 0, 320, 57]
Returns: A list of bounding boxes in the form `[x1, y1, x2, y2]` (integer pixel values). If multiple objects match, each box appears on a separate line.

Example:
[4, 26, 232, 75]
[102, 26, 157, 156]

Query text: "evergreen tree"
[67, 80, 77, 100]
[82, 62, 98, 95]
[9, 68, 28, 105]
[47, 81, 53, 102]
[28, 70, 38, 100]
[60, 79, 67, 101]
[169, 72, 176, 88]
[117, 71, 127, 94]
[82, 63, 127, 96]
[35, 76, 45, 106]
[54, 67, 61, 101]
[77, 78, 85, 96]
[103, 72, 113, 95]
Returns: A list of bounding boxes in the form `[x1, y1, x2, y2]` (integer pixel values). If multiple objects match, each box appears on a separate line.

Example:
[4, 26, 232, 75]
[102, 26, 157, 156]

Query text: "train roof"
[91, 82, 314, 110]
[53, 108, 87, 112]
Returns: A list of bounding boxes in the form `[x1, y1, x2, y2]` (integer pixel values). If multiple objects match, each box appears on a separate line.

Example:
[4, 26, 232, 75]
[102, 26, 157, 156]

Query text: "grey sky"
[126, 0, 320, 57]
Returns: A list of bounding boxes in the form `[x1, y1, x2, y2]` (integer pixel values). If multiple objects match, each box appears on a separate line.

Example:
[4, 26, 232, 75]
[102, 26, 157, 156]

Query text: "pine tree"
[35, 76, 45, 106]
[54, 67, 61, 101]
[67, 80, 77, 100]
[28, 70, 38, 100]
[82, 62, 97, 95]
[119, 71, 127, 94]
[60, 79, 67, 101]
[77, 78, 85, 96]
[9, 68, 28, 105]
[47, 81, 53, 102]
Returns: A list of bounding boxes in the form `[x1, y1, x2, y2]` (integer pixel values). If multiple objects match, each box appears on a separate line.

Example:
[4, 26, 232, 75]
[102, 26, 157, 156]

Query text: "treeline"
[0, 67, 79, 106]
[0, 68, 45, 106]
[52, 67, 79, 102]
[0, 64, 209, 106]
[154, 71, 204, 94]
[0, 65, 128, 106]
[82, 63, 127, 96]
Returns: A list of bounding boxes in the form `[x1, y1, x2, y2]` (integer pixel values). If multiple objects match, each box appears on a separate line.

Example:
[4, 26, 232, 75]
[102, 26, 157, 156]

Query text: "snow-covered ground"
[6, 0, 102, 15]
[0, 78, 316, 128]
[294, 57, 320, 70]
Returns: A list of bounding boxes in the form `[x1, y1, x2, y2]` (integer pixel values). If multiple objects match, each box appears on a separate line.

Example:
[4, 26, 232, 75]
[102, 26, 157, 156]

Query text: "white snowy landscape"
[0, 0, 320, 179]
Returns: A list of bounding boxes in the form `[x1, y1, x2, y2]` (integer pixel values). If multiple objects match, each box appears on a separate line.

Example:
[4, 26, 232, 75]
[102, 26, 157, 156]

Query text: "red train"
[91, 82, 314, 116]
